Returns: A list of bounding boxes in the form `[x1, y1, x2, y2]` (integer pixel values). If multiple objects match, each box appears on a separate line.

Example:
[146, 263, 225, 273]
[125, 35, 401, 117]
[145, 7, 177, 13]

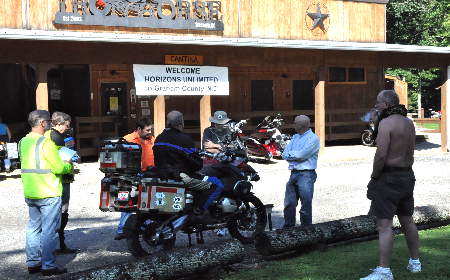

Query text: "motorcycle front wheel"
[124, 214, 176, 257]
[227, 194, 267, 244]
[361, 129, 375, 146]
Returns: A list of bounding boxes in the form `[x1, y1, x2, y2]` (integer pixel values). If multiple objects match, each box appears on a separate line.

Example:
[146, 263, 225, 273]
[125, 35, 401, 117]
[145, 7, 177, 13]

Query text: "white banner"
[133, 64, 229, 96]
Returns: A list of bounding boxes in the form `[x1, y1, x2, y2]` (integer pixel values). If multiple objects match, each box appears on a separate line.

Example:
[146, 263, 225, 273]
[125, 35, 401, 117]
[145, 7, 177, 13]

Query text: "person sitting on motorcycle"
[202, 110, 232, 154]
[153, 111, 224, 220]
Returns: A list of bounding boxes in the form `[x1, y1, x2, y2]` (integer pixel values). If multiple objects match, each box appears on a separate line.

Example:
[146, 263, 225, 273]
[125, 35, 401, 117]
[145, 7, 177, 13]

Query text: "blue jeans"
[25, 196, 61, 269]
[283, 170, 317, 227]
[202, 176, 224, 210]
[117, 212, 132, 234]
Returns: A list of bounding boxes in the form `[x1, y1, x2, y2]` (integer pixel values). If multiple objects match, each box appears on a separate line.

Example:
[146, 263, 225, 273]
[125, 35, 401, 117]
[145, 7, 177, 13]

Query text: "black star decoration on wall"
[307, 3, 329, 31]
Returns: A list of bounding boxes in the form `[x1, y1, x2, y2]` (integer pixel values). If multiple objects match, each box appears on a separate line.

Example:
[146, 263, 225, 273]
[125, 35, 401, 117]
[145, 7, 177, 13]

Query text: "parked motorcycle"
[242, 114, 291, 162]
[360, 110, 377, 146]
[98, 139, 267, 257]
[0, 141, 20, 173]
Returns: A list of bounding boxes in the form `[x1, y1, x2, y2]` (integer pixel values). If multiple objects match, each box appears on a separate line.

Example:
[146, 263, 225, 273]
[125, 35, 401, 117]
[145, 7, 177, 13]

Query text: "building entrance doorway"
[48, 65, 90, 118]
[100, 82, 128, 135]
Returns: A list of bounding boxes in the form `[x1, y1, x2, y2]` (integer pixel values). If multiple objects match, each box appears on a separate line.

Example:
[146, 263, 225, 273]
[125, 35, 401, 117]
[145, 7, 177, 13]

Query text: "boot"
[56, 213, 79, 254]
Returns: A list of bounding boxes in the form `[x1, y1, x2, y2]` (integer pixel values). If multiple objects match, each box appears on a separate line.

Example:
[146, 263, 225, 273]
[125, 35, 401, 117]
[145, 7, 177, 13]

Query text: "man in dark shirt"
[202, 111, 232, 153]
[361, 90, 420, 280]
[153, 111, 224, 214]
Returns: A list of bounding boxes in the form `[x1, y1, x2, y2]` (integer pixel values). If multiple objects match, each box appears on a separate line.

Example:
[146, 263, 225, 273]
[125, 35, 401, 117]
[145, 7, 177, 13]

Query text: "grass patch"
[225, 225, 450, 280]
[418, 122, 440, 130]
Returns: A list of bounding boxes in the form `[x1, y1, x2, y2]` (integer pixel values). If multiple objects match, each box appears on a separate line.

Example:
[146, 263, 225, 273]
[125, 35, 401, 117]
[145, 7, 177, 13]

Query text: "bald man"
[281, 115, 320, 228]
[361, 90, 420, 280]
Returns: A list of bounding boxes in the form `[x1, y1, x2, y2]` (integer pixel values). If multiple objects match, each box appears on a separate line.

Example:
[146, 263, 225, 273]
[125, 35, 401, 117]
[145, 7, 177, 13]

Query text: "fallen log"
[255, 205, 450, 256]
[59, 240, 245, 280]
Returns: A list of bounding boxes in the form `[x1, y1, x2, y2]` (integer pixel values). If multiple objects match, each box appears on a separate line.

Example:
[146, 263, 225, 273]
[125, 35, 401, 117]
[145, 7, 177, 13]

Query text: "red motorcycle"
[239, 114, 291, 163]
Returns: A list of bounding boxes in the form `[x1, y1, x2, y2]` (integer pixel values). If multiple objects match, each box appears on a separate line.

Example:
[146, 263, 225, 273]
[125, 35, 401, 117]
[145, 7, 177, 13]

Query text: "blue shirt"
[0, 123, 7, 136]
[282, 129, 320, 170]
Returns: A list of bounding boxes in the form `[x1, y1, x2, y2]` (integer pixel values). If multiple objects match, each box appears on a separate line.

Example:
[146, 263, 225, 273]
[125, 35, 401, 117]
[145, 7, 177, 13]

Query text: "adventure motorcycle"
[98, 139, 267, 257]
[241, 114, 291, 162]
[0, 141, 20, 173]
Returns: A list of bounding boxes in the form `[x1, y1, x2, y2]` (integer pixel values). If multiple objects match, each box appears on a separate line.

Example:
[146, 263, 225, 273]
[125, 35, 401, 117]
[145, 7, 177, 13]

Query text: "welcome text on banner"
[133, 64, 229, 96]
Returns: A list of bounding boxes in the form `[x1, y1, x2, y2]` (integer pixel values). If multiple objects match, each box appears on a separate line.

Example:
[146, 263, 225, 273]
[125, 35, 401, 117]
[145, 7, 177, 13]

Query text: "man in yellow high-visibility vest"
[20, 110, 73, 276]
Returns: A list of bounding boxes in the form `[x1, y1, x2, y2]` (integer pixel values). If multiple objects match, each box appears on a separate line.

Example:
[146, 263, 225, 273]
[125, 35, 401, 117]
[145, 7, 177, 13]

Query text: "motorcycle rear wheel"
[227, 194, 267, 244]
[361, 130, 375, 146]
[124, 214, 176, 257]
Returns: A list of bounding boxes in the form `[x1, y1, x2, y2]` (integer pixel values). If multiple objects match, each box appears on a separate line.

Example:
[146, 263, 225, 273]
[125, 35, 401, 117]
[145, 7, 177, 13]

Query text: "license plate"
[117, 191, 129, 201]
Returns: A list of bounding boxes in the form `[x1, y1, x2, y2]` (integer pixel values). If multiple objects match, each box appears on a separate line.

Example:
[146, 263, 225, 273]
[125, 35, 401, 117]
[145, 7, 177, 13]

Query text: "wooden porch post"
[153, 95, 165, 137]
[35, 64, 52, 111]
[441, 65, 449, 152]
[200, 95, 211, 145]
[315, 67, 326, 149]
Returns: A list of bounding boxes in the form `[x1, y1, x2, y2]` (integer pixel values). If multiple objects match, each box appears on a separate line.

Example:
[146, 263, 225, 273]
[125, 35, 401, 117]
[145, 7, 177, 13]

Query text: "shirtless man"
[361, 90, 421, 280]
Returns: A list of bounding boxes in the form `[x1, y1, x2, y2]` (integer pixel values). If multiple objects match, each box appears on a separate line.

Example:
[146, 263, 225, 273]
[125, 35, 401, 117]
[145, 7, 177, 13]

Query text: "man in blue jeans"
[282, 115, 320, 228]
[20, 110, 73, 276]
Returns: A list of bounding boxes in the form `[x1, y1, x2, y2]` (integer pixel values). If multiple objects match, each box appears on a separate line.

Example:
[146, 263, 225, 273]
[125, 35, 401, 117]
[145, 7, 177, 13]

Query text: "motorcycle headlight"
[233, 181, 252, 196]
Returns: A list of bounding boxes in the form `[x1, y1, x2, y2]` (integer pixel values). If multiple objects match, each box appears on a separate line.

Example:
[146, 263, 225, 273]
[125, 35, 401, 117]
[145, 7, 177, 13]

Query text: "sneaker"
[42, 267, 68, 276]
[360, 267, 394, 280]
[407, 260, 421, 273]
[27, 265, 41, 274]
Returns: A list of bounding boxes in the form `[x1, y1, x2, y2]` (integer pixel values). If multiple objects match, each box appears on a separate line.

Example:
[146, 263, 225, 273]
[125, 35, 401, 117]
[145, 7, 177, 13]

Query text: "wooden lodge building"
[0, 0, 449, 156]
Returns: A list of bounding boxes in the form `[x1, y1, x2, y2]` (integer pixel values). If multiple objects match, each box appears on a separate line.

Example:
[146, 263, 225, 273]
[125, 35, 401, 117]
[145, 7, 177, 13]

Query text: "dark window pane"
[251, 80, 273, 111]
[329, 67, 346, 82]
[293, 80, 314, 110]
[348, 68, 365, 82]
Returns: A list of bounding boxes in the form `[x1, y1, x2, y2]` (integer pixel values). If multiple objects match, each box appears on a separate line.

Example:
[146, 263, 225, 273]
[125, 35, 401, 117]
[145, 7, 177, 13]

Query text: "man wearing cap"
[202, 110, 232, 154]
[281, 115, 320, 228]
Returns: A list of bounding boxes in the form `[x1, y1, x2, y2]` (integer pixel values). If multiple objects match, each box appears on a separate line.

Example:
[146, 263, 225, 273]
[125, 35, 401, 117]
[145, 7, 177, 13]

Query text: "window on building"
[293, 80, 314, 110]
[251, 80, 273, 111]
[329, 67, 346, 82]
[348, 68, 365, 82]
[329, 67, 366, 83]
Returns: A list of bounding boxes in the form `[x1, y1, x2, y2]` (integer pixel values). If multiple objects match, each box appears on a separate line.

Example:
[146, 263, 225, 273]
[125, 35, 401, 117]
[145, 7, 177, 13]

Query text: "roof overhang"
[1, 28, 449, 55]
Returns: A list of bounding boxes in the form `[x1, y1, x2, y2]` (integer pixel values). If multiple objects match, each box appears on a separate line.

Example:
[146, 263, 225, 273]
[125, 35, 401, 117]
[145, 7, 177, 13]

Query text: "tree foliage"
[386, 0, 450, 112]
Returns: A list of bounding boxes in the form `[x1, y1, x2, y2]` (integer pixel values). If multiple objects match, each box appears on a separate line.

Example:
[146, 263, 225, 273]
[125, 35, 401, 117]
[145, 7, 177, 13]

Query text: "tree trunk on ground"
[59, 240, 245, 280]
[255, 205, 450, 256]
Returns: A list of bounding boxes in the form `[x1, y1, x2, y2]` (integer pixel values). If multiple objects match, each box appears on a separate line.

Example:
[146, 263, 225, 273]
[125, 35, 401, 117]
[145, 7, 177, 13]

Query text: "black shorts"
[369, 169, 415, 219]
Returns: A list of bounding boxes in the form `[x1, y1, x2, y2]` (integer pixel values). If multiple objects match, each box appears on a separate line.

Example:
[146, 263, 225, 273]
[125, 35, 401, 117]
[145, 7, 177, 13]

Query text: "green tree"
[386, 0, 449, 112]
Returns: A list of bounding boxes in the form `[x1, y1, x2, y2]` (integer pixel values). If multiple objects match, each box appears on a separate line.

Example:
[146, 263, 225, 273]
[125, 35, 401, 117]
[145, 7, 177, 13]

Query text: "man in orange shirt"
[114, 117, 154, 240]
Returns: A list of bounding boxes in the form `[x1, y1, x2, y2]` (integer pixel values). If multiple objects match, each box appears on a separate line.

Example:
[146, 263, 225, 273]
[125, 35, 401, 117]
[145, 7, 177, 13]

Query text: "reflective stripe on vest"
[21, 136, 52, 174]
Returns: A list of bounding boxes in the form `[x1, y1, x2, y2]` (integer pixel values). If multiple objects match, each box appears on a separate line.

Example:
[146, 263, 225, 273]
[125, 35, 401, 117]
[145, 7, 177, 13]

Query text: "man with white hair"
[281, 115, 320, 228]
[361, 90, 420, 280]
[152, 111, 224, 228]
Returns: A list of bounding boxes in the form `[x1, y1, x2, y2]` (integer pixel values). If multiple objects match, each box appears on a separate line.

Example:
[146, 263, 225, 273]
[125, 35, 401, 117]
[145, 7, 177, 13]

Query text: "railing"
[414, 118, 441, 133]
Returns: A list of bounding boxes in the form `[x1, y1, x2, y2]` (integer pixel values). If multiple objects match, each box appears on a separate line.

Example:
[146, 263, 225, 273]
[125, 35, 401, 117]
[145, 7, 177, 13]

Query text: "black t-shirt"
[153, 127, 203, 179]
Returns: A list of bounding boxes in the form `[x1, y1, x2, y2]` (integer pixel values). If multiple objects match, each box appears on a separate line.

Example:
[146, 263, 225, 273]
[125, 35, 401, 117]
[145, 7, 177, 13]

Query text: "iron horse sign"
[54, 0, 224, 31]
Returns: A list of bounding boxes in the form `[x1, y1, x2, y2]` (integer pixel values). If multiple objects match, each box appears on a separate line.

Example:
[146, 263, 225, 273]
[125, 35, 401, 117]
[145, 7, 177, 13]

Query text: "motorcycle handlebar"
[198, 149, 246, 163]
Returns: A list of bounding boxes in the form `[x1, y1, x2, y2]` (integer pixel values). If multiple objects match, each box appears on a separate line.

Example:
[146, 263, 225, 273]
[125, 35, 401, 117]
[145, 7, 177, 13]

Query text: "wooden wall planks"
[0, 0, 386, 43]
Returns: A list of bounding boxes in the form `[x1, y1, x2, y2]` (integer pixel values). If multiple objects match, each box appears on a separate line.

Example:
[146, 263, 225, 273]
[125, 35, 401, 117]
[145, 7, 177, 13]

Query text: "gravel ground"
[0, 133, 448, 280]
